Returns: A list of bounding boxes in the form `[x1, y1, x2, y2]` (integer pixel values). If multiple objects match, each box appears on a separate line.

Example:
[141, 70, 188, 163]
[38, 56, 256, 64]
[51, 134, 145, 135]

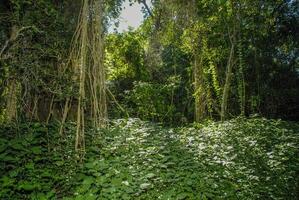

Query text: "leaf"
[35, 193, 48, 200]
[85, 162, 94, 169]
[25, 162, 35, 170]
[82, 177, 94, 186]
[140, 183, 151, 190]
[10, 143, 25, 151]
[41, 170, 52, 178]
[55, 161, 64, 166]
[0, 145, 6, 153]
[111, 178, 122, 186]
[18, 182, 39, 191]
[75, 194, 97, 200]
[145, 173, 155, 179]
[31, 146, 42, 154]
[176, 193, 189, 200]
[1, 176, 14, 187]
[1, 154, 18, 162]
[0, 139, 8, 153]
[90, 146, 100, 153]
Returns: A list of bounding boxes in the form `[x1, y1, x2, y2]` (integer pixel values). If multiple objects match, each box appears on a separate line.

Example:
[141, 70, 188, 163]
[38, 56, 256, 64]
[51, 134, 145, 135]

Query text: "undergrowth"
[0, 118, 298, 199]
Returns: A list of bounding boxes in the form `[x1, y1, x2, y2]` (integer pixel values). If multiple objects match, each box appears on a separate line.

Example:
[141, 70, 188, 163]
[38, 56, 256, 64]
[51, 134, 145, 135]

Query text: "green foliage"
[0, 122, 78, 199]
[75, 118, 298, 199]
[0, 1, 298, 199]
[1, 0, 298, 124]
[124, 79, 181, 123]
[106, 31, 147, 81]
[1, 118, 298, 199]
[106, 30, 192, 123]
[0, 0, 77, 121]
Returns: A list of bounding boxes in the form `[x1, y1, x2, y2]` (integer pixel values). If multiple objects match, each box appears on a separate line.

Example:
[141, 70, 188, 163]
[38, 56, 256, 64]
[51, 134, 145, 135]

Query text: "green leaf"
[176, 193, 189, 200]
[1, 176, 14, 187]
[18, 182, 39, 191]
[1, 154, 18, 162]
[31, 146, 42, 154]
[145, 173, 155, 179]
[55, 161, 64, 166]
[41, 170, 52, 178]
[25, 162, 35, 170]
[85, 162, 94, 169]
[82, 176, 94, 186]
[140, 183, 151, 190]
[10, 143, 25, 151]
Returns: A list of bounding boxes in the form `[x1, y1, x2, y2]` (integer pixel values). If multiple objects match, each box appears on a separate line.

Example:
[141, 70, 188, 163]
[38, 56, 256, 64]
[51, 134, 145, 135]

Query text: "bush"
[124, 79, 182, 123]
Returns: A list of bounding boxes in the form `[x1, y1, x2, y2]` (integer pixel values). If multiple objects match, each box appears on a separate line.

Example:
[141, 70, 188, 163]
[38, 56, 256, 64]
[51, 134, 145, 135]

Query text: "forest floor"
[0, 118, 298, 199]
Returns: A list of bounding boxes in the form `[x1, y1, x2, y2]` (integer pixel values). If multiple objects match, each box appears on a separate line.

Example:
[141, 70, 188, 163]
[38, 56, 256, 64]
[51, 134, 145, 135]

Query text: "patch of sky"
[108, 0, 151, 33]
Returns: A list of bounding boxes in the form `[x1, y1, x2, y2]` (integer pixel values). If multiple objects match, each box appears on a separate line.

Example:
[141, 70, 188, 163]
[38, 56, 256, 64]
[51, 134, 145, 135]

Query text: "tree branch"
[0, 25, 34, 58]
[138, 0, 153, 17]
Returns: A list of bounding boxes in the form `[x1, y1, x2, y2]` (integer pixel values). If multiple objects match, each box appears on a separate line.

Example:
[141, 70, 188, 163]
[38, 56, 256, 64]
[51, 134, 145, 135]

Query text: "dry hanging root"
[67, 0, 107, 155]
[89, 0, 107, 128]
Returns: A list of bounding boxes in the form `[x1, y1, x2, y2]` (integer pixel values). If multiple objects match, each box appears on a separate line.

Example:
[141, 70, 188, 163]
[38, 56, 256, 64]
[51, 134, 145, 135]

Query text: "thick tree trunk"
[5, 79, 18, 122]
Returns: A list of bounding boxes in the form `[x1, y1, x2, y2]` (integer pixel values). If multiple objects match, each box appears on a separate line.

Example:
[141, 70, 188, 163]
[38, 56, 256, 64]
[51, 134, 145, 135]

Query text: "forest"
[0, 0, 298, 199]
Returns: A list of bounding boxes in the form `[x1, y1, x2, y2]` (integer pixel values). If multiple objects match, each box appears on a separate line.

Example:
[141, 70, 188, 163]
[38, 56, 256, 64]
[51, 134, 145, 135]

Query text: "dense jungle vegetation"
[0, 0, 298, 199]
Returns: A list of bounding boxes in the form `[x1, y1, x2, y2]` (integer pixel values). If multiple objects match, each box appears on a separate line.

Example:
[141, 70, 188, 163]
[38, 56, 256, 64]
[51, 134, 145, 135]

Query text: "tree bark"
[220, 28, 236, 121]
[194, 52, 206, 122]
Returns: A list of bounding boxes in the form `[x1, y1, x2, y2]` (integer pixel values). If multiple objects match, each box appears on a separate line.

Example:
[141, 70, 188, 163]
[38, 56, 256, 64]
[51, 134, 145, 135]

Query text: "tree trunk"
[5, 79, 18, 122]
[220, 32, 236, 121]
[194, 52, 206, 122]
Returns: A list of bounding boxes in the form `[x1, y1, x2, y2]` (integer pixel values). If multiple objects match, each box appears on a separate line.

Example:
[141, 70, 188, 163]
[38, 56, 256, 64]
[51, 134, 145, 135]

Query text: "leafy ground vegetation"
[1, 1, 299, 200]
[1, 118, 298, 200]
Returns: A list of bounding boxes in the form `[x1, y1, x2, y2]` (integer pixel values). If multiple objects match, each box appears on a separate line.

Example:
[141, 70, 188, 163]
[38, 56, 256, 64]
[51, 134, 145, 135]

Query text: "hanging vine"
[66, 0, 107, 155]
[89, 0, 108, 128]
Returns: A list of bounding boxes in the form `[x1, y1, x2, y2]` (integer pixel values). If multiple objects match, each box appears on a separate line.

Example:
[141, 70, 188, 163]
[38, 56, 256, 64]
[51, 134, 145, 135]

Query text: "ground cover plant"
[0, 0, 298, 199]
[1, 118, 298, 199]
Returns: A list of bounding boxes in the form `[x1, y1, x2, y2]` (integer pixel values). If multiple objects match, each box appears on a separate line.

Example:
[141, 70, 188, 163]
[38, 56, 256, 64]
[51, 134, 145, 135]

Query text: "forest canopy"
[1, 0, 298, 125]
